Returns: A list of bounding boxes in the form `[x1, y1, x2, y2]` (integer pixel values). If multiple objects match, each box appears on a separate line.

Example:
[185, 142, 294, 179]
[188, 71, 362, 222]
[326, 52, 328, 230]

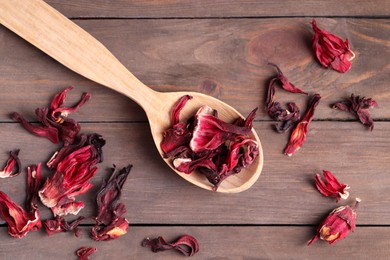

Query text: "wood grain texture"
[0, 226, 388, 259]
[0, 122, 388, 225]
[44, 0, 390, 18]
[1, 18, 389, 122]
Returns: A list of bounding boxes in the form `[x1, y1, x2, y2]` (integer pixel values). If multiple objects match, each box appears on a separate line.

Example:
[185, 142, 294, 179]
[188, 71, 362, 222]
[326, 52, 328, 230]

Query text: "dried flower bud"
[285, 94, 321, 156]
[0, 191, 41, 238]
[39, 134, 105, 216]
[0, 149, 21, 178]
[315, 170, 350, 201]
[311, 19, 355, 73]
[332, 94, 377, 130]
[11, 86, 90, 145]
[142, 234, 199, 257]
[308, 198, 361, 245]
[76, 247, 97, 260]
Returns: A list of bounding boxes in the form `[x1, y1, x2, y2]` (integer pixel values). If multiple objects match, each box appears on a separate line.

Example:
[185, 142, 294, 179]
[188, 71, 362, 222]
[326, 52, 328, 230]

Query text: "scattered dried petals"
[161, 96, 259, 190]
[0, 149, 21, 178]
[44, 216, 85, 237]
[315, 170, 350, 201]
[76, 247, 97, 260]
[311, 19, 355, 73]
[332, 94, 377, 130]
[284, 94, 321, 156]
[308, 198, 361, 245]
[142, 234, 199, 257]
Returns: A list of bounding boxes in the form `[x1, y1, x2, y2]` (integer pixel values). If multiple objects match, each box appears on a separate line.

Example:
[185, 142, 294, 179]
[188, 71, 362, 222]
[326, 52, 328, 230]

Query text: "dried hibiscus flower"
[0, 149, 21, 178]
[315, 170, 350, 201]
[161, 96, 259, 190]
[44, 216, 85, 237]
[311, 19, 355, 73]
[76, 247, 97, 260]
[284, 94, 321, 156]
[38, 134, 105, 216]
[26, 163, 42, 213]
[266, 64, 307, 133]
[91, 165, 131, 241]
[142, 234, 199, 257]
[308, 198, 361, 245]
[11, 86, 91, 146]
[332, 94, 377, 131]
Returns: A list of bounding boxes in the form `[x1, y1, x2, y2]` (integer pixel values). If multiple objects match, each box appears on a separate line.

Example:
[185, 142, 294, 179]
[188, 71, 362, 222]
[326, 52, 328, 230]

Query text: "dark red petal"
[268, 63, 308, 94]
[44, 216, 84, 237]
[11, 112, 59, 144]
[76, 247, 97, 260]
[171, 95, 193, 126]
[91, 217, 129, 241]
[142, 234, 199, 257]
[95, 165, 131, 225]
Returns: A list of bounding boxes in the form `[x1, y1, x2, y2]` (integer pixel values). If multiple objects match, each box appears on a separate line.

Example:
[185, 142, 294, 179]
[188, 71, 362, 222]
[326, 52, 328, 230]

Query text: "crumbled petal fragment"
[44, 216, 85, 237]
[315, 170, 350, 201]
[11, 86, 91, 145]
[0, 149, 21, 178]
[39, 134, 105, 216]
[284, 94, 321, 156]
[76, 247, 97, 260]
[161, 96, 259, 190]
[91, 165, 131, 241]
[311, 19, 355, 73]
[0, 191, 42, 238]
[308, 198, 361, 245]
[142, 234, 199, 257]
[332, 94, 377, 130]
[26, 163, 42, 212]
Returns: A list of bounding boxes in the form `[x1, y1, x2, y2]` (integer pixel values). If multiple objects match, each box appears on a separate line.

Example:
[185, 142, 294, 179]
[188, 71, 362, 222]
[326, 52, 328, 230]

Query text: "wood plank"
[0, 121, 388, 225]
[45, 0, 390, 18]
[1, 18, 389, 122]
[0, 226, 388, 259]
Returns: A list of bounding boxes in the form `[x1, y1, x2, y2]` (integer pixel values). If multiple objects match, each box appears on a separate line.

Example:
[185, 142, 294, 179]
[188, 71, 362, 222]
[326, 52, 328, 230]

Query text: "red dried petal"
[171, 95, 193, 125]
[0, 149, 21, 178]
[51, 87, 91, 121]
[142, 234, 199, 257]
[284, 94, 321, 156]
[308, 198, 360, 245]
[268, 63, 308, 94]
[76, 247, 97, 260]
[311, 19, 355, 73]
[314, 170, 350, 201]
[0, 191, 41, 238]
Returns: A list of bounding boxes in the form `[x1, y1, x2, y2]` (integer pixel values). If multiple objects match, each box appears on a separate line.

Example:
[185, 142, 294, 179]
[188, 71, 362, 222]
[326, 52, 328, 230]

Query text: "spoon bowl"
[0, 0, 263, 192]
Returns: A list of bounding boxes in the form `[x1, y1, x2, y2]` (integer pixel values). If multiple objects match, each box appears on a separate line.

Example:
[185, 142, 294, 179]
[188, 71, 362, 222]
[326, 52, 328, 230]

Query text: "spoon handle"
[0, 0, 157, 109]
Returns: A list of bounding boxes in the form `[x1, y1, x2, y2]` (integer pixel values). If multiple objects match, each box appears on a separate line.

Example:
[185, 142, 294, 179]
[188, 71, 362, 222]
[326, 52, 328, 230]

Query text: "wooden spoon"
[0, 0, 263, 193]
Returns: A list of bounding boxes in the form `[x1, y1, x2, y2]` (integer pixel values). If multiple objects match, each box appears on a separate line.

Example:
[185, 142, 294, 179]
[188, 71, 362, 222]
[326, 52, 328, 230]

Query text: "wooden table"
[1, 1, 389, 259]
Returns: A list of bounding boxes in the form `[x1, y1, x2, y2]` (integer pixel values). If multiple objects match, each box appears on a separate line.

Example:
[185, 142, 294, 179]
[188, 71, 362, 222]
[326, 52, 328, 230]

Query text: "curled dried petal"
[142, 234, 199, 257]
[0, 149, 21, 178]
[315, 170, 350, 201]
[76, 247, 97, 260]
[26, 163, 42, 212]
[268, 63, 308, 94]
[44, 216, 85, 237]
[91, 217, 129, 241]
[284, 94, 321, 156]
